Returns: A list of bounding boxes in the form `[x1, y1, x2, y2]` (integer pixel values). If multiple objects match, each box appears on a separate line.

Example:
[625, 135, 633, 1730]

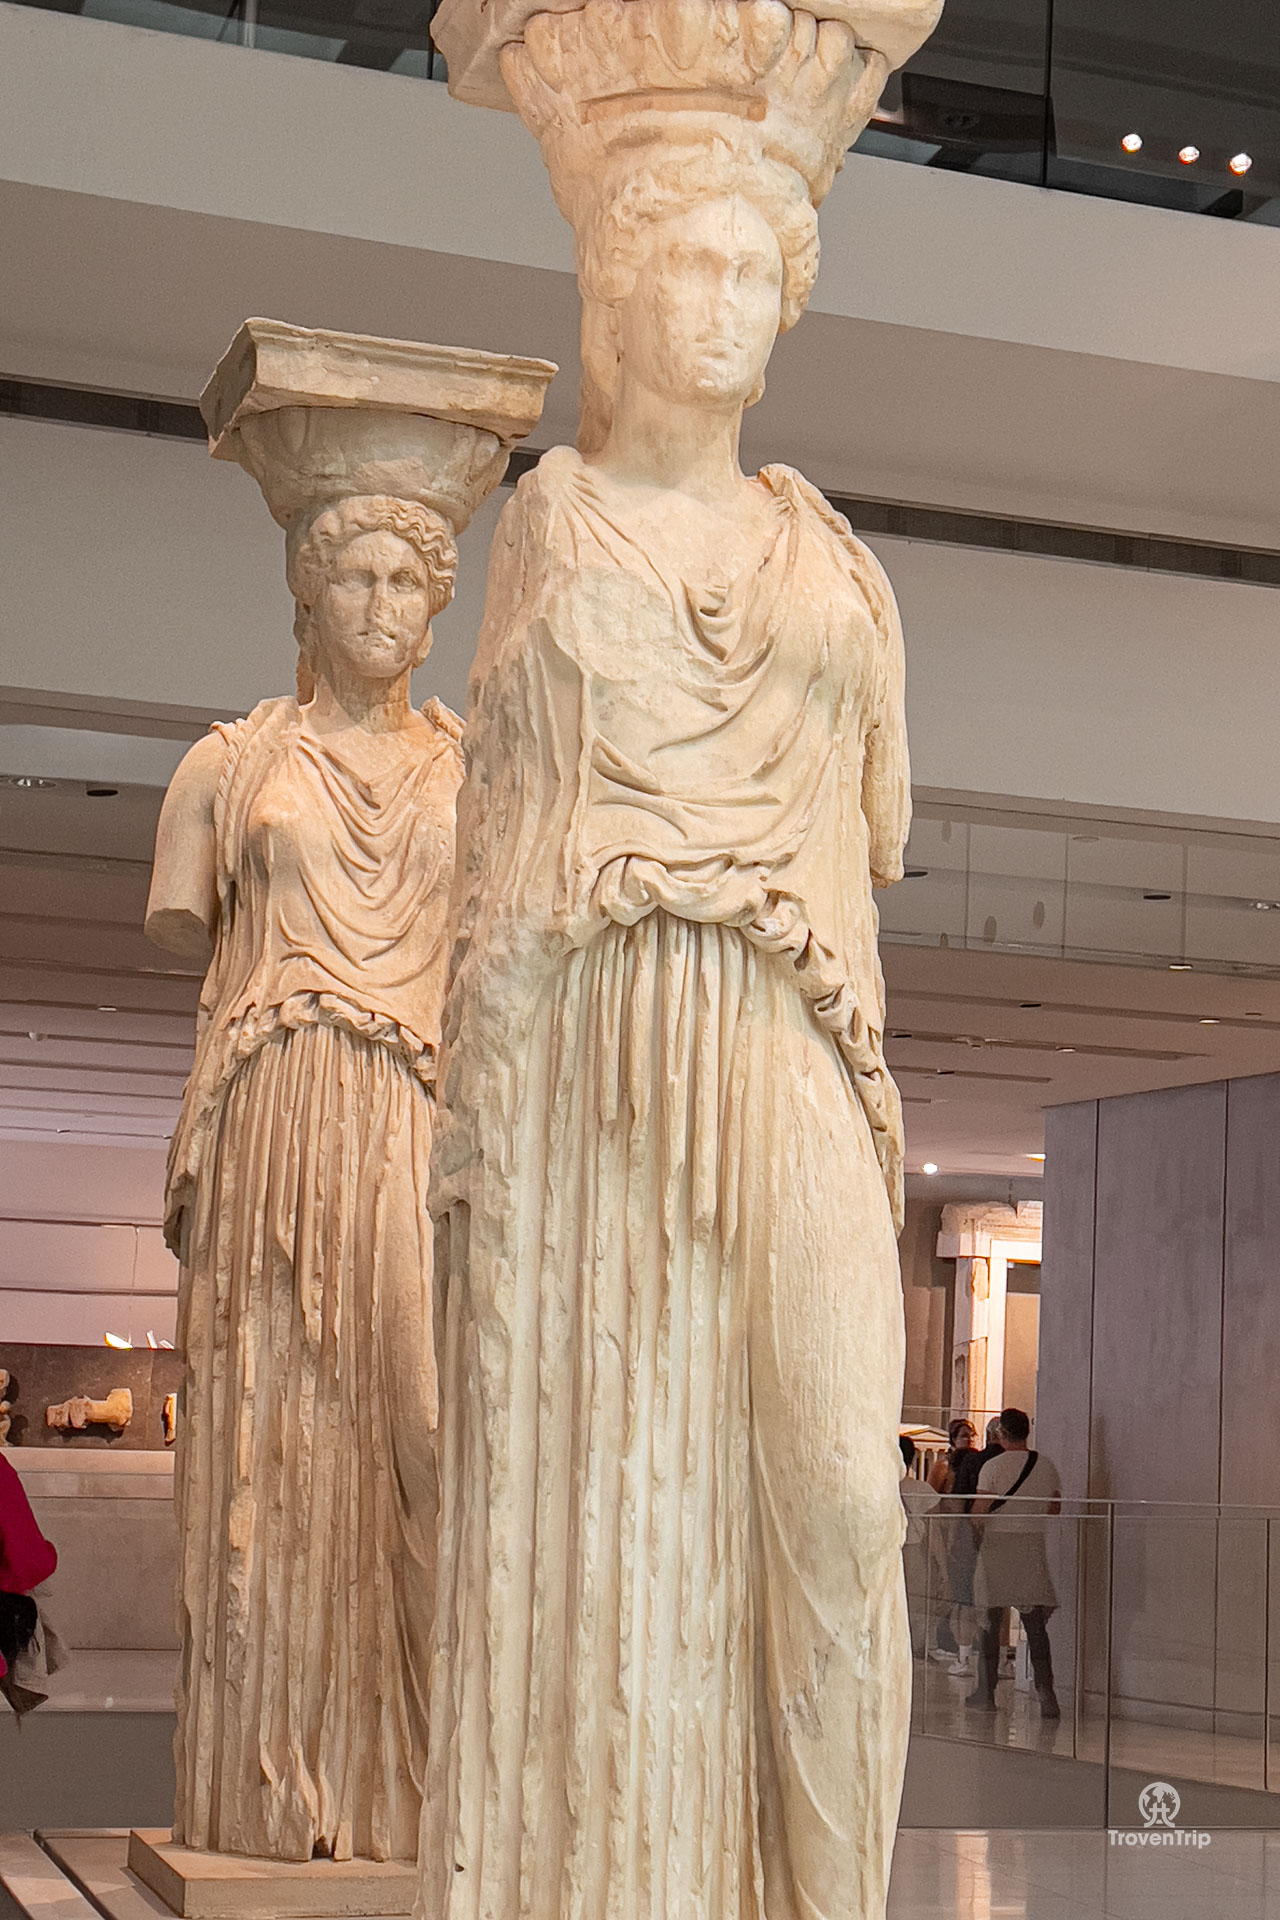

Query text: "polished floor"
[889, 1827, 1280, 1919]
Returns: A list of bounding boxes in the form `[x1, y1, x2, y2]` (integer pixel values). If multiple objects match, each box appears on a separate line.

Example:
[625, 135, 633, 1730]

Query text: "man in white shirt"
[968, 1408, 1061, 1718]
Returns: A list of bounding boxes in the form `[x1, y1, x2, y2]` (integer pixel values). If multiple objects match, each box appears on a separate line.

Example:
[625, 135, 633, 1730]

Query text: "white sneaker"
[928, 1648, 956, 1665]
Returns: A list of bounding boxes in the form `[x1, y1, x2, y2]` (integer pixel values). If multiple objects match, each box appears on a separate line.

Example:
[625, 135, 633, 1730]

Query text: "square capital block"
[433, 0, 945, 112]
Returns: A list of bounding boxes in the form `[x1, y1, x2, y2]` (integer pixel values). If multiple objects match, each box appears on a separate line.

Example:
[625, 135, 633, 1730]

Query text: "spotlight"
[1121, 133, 1143, 154]
[1170, 962, 1193, 971]
[1026, 1153, 1046, 1162]
[1229, 153, 1253, 176]
[1178, 146, 1200, 165]
[922, 1162, 939, 1176]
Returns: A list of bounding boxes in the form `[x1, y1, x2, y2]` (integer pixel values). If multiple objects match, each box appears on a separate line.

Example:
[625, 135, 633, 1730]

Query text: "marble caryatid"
[421, 6, 941, 1920]
[145, 322, 553, 1867]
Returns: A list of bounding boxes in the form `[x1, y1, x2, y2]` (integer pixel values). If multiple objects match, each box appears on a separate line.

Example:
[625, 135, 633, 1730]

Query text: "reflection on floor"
[913, 1656, 1277, 1794]
[889, 1828, 1280, 1919]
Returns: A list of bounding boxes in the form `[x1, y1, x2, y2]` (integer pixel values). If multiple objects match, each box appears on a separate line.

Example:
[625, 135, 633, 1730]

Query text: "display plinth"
[126, 1832, 414, 1919]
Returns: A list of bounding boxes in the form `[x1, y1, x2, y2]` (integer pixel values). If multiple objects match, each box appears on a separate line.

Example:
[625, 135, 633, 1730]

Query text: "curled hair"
[287, 494, 458, 697]
[575, 140, 819, 453]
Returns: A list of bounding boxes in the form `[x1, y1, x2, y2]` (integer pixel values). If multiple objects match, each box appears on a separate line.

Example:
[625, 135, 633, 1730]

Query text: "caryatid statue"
[145, 322, 553, 1866]
[420, 5, 941, 1920]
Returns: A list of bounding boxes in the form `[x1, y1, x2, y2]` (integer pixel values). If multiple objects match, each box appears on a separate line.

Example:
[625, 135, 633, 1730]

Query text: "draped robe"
[422, 448, 912, 1920]
[169, 696, 461, 1862]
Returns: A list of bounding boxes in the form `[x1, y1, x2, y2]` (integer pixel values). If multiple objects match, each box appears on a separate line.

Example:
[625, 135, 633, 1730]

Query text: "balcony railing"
[10, 0, 1280, 224]
[909, 1501, 1280, 1829]
[878, 800, 1280, 980]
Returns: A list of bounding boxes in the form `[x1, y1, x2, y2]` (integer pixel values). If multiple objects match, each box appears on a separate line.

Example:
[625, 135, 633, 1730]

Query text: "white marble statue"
[146, 324, 553, 1866]
[421, 5, 941, 1920]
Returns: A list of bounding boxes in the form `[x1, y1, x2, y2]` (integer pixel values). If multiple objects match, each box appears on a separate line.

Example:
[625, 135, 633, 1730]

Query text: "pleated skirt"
[423, 911, 909, 1920]
[174, 1021, 436, 1862]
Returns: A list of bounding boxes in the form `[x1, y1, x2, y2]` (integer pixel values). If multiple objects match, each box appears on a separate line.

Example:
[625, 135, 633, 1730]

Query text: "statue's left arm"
[859, 550, 911, 890]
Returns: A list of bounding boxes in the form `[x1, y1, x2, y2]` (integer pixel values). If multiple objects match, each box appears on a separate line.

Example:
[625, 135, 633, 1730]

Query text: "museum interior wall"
[1040, 1074, 1280, 1509]
[1039, 1074, 1280, 1742]
[0, 1140, 176, 1347]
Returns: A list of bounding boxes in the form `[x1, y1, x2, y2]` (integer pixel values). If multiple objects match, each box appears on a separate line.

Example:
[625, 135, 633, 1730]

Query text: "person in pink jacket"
[0, 1453, 57, 1681]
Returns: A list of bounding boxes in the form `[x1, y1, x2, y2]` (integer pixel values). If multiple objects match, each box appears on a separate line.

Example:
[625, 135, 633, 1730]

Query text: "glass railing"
[910, 1502, 1280, 1829]
[14, 1448, 1280, 1836]
[6, 1450, 178, 1716]
[10, 0, 1280, 224]
[855, 0, 1280, 224]
[35, 0, 447, 75]
[878, 802, 1280, 979]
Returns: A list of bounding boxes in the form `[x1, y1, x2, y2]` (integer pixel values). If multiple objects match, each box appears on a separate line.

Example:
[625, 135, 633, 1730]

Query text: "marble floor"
[889, 1827, 1280, 1919]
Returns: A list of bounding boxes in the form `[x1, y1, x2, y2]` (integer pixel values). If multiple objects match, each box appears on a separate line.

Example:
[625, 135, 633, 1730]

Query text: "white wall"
[0, 1139, 176, 1346]
[0, 413, 501, 722]
[4, 414, 1279, 826]
[880, 534, 1280, 823]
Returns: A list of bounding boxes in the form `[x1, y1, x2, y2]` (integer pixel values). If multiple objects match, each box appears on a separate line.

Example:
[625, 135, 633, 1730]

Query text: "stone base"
[126, 1831, 415, 1919]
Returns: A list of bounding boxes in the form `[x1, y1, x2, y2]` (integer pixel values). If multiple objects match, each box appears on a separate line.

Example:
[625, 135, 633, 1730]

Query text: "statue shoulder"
[163, 729, 228, 823]
[760, 463, 896, 630]
[508, 444, 584, 524]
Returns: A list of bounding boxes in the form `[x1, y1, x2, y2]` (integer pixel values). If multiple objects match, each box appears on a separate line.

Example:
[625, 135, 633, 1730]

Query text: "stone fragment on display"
[45, 1388, 132, 1433]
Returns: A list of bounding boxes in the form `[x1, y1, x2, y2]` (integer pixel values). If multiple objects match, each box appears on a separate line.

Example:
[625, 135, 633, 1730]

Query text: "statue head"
[576, 154, 817, 448]
[502, 0, 892, 450]
[287, 495, 458, 702]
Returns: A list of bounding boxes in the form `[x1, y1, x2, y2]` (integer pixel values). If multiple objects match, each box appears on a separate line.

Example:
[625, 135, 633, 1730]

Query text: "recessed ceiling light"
[1026, 1153, 1046, 1162]
[2, 774, 57, 790]
[1057, 1046, 1077, 1054]
[86, 786, 119, 798]
[1199, 1018, 1220, 1025]
[890, 1030, 913, 1040]
[1251, 901, 1278, 912]
[1170, 963, 1193, 971]
[935, 1068, 955, 1077]
[1120, 133, 1143, 154]
[1178, 145, 1200, 165]
[922, 1162, 939, 1176]
[1143, 892, 1172, 902]
[97, 1005, 117, 1013]
[1229, 152, 1253, 176]
[1020, 1001, 1042, 1010]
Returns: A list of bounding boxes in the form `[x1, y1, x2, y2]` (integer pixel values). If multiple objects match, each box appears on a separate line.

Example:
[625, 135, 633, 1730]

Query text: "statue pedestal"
[126, 1832, 414, 1919]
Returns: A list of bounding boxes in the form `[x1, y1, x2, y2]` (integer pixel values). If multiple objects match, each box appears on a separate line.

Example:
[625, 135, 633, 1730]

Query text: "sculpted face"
[309, 529, 434, 684]
[617, 196, 783, 411]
